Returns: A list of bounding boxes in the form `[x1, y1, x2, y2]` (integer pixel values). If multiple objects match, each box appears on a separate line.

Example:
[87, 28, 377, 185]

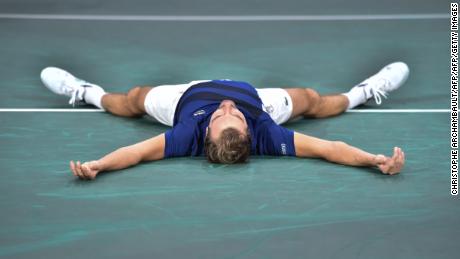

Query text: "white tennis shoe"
[354, 62, 409, 105]
[40, 67, 105, 106]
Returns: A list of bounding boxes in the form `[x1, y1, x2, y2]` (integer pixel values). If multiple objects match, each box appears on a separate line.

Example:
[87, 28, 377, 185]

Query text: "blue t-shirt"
[164, 80, 295, 158]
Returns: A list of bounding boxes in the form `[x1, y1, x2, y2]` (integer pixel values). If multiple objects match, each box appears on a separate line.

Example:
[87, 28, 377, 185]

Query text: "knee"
[126, 86, 145, 114]
[304, 88, 321, 115]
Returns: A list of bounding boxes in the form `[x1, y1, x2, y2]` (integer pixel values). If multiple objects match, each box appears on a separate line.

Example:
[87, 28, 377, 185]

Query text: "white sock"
[83, 85, 106, 109]
[342, 86, 367, 109]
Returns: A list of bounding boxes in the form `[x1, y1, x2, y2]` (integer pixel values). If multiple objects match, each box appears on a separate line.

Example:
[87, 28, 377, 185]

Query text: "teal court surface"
[0, 0, 457, 258]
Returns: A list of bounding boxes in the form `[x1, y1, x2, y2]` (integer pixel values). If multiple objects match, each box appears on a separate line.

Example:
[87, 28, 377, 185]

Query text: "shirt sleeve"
[257, 122, 296, 156]
[164, 122, 196, 158]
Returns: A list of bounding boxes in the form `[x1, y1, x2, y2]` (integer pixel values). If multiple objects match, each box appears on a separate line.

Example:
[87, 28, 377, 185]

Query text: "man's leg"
[285, 62, 410, 120]
[40, 67, 155, 118]
[285, 88, 349, 119]
[101, 86, 153, 117]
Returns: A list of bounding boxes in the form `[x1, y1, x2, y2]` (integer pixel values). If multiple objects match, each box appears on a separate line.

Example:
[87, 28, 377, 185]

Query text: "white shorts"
[144, 81, 293, 126]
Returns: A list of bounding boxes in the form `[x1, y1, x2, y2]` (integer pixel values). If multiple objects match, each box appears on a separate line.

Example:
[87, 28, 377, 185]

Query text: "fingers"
[70, 160, 83, 178]
[392, 147, 398, 160]
[396, 148, 403, 165]
[387, 147, 404, 175]
[387, 147, 399, 175]
[70, 161, 77, 176]
[397, 147, 403, 163]
[397, 147, 405, 171]
[377, 147, 405, 175]
[76, 161, 86, 179]
[69, 160, 95, 180]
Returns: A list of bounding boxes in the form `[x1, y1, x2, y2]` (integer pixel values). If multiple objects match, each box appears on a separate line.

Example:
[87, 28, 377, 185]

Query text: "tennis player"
[40, 62, 408, 180]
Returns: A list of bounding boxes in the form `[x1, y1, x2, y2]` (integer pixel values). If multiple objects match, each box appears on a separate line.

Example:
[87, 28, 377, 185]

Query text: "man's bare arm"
[294, 132, 405, 175]
[70, 133, 165, 180]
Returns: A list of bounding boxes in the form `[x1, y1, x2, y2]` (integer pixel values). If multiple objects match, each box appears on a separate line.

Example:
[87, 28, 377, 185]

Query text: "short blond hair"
[204, 127, 251, 164]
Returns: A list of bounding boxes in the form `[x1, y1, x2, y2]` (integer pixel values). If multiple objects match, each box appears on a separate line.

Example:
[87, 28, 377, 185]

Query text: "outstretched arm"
[294, 132, 404, 175]
[70, 133, 165, 180]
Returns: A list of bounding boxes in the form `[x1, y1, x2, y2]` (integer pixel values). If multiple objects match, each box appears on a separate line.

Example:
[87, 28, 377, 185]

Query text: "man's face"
[208, 100, 248, 140]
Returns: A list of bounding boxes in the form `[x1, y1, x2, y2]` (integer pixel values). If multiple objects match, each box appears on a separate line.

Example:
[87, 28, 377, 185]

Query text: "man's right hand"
[70, 160, 101, 180]
[68, 133, 165, 180]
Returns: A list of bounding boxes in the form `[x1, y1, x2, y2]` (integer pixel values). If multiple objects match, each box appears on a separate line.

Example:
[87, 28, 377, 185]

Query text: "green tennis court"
[0, 0, 456, 258]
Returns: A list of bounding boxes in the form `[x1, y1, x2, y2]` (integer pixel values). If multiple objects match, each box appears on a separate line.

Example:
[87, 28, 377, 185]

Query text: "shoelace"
[60, 74, 87, 106]
[370, 78, 390, 105]
[68, 86, 86, 106]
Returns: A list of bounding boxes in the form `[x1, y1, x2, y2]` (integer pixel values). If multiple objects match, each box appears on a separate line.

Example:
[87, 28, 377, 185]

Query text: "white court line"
[0, 109, 104, 112]
[347, 109, 449, 113]
[0, 109, 449, 113]
[0, 13, 449, 21]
